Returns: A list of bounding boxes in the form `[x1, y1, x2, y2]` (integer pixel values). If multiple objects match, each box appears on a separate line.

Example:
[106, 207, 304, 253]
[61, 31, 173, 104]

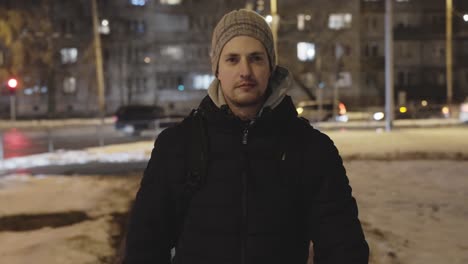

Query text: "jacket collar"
[198, 94, 298, 130]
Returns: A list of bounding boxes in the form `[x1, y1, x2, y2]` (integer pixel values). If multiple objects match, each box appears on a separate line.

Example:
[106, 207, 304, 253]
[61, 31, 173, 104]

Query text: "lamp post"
[385, 0, 394, 131]
[270, 0, 279, 64]
[91, 0, 106, 146]
[7, 78, 18, 121]
[446, 0, 453, 116]
[91, 0, 106, 118]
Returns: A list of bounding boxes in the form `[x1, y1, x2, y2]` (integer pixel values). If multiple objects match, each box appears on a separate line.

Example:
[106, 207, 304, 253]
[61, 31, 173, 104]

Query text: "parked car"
[296, 100, 348, 122]
[114, 105, 182, 136]
[460, 98, 468, 123]
[412, 104, 450, 119]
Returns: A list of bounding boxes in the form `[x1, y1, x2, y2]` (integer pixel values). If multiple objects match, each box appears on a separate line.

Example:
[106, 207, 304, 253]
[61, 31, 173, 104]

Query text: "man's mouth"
[237, 82, 257, 88]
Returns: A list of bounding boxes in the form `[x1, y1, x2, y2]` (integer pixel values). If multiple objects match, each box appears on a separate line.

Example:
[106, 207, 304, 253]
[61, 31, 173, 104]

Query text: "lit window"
[160, 0, 182, 5]
[130, 0, 146, 6]
[336, 72, 352, 88]
[297, 42, 315, 61]
[60, 48, 78, 64]
[256, 0, 265, 12]
[328, 13, 352, 30]
[24, 88, 33, 96]
[99, 19, 110, 35]
[63, 77, 76, 93]
[161, 45, 183, 60]
[193, 74, 215, 90]
[297, 14, 305, 31]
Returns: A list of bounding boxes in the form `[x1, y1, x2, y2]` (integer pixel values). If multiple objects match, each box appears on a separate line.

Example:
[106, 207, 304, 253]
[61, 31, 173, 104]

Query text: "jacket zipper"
[242, 127, 249, 145]
[241, 127, 249, 264]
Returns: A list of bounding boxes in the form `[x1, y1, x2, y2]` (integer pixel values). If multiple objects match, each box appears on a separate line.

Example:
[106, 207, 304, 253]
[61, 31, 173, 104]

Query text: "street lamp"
[270, 0, 279, 64]
[446, 0, 453, 117]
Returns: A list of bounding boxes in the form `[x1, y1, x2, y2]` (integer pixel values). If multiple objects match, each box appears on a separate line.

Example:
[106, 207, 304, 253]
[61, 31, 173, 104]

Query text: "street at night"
[1, 0, 468, 263]
[0, 124, 155, 159]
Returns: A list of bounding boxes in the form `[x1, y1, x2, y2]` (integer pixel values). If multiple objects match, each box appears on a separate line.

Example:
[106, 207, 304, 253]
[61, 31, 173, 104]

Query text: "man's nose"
[239, 58, 252, 78]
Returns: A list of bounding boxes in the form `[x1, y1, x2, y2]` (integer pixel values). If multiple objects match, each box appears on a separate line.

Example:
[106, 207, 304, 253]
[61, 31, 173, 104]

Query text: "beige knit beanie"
[210, 9, 276, 76]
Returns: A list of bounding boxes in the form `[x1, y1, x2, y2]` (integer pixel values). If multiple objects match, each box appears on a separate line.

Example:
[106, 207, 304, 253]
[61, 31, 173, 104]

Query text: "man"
[123, 9, 369, 264]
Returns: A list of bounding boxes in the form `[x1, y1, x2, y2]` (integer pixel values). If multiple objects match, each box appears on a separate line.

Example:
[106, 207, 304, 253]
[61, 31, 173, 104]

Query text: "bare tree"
[0, 1, 56, 115]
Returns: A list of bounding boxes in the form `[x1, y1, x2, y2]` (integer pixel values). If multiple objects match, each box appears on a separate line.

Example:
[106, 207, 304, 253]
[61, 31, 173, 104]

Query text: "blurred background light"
[373, 112, 385, 121]
[297, 42, 315, 61]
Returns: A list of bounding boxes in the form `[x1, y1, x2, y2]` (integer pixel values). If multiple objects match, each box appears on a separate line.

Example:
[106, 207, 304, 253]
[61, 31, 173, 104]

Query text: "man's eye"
[251, 56, 264, 62]
[226, 57, 238, 63]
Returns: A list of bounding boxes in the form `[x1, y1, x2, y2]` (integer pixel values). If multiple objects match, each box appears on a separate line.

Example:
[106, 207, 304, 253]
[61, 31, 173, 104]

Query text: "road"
[5, 161, 149, 177]
[0, 118, 464, 160]
[0, 124, 156, 159]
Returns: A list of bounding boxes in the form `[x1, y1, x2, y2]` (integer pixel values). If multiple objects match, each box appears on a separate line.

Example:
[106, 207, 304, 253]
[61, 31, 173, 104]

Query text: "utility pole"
[270, 0, 279, 64]
[9, 94, 16, 121]
[91, 0, 106, 117]
[91, 0, 106, 146]
[385, 0, 394, 131]
[446, 0, 453, 115]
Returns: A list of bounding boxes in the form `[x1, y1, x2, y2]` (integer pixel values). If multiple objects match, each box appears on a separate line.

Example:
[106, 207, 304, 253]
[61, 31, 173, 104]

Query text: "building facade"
[361, 0, 468, 107]
[276, 0, 362, 107]
[1, 0, 467, 118]
[101, 0, 245, 115]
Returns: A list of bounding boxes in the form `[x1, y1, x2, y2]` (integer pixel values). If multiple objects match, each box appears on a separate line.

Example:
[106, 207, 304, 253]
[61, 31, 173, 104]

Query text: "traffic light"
[7, 78, 18, 93]
[177, 77, 185, 91]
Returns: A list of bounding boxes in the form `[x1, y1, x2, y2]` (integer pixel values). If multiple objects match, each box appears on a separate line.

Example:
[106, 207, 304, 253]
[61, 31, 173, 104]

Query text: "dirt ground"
[0, 160, 467, 264]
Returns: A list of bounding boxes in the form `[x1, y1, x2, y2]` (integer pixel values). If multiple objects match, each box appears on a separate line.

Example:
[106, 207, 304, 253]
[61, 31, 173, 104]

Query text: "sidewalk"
[0, 126, 467, 264]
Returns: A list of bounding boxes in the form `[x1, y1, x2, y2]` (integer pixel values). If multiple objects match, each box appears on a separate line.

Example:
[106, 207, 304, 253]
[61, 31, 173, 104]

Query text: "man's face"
[217, 36, 271, 109]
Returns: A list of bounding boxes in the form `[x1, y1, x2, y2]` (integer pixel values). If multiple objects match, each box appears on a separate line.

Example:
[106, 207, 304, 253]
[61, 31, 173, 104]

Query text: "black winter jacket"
[123, 96, 369, 264]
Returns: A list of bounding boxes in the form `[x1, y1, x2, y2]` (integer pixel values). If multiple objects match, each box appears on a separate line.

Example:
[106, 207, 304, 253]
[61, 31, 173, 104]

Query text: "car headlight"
[373, 112, 385, 121]
[442, 106, 450, 115]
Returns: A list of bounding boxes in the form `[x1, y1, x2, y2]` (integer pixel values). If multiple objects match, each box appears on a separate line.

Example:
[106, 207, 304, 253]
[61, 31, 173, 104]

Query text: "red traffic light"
[7, 78, 18, 89]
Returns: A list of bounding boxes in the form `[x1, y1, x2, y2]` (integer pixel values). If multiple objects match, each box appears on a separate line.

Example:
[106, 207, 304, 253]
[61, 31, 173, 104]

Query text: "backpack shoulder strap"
[174, 109, 209, 248]
[187, 109, 209, 188]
